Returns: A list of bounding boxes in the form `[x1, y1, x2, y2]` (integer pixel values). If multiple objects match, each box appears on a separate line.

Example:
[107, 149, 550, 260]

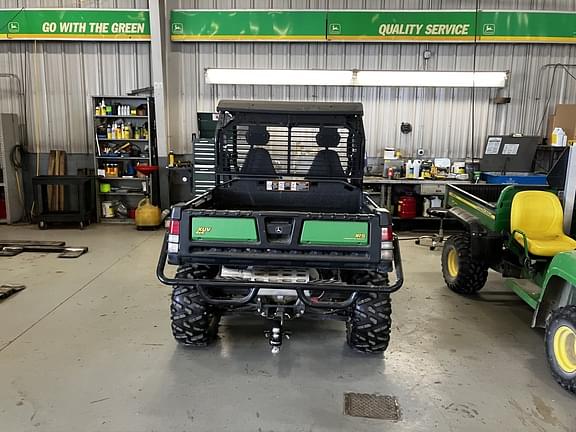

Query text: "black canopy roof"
[217, 100, 364, 115]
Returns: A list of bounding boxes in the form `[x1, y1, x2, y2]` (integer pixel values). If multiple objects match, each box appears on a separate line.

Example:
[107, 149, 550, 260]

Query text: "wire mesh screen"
[219, 124, 359, 178]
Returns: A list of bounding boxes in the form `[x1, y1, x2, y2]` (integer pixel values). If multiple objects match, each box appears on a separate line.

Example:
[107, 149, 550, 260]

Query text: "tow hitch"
[263, 308, 291, 353]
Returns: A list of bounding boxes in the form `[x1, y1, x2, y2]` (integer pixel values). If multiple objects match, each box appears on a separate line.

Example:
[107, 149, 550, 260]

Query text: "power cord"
[9, 144, 29, 222]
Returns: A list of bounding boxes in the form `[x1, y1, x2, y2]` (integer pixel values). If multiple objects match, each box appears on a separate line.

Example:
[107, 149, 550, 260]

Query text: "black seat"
[241, 125, 277, 176]
[307, 127, 346, 178]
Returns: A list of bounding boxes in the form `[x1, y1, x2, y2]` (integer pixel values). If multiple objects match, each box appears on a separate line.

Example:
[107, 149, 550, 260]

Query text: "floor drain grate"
[344, 393, 401, 421]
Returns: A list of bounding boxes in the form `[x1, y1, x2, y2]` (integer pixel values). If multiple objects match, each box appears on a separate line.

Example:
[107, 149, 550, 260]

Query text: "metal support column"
[563, 147, 576, 235]
[149, 1, 168, 159]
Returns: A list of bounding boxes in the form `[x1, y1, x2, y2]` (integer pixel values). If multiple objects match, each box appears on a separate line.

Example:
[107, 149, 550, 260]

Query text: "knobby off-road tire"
[545, 305, 576, 394]
[171, 264, 220, 347]
[346, 271, 392, 353]
[441, 234, 488, 295]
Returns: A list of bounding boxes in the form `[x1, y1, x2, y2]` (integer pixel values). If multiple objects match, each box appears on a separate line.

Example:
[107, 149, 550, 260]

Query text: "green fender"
[533, 251, 576, 328]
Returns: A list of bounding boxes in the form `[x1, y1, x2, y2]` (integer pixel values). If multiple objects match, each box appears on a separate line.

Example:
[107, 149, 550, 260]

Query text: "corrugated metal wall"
[2, 1, 576, 157]
[0, 0, 150, 153]
[168, 0, 576, 158]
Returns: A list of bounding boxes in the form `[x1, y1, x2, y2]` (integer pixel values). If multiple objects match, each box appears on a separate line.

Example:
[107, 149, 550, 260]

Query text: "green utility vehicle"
[441, 163, 576, 393]
[157, 101, 403, 352]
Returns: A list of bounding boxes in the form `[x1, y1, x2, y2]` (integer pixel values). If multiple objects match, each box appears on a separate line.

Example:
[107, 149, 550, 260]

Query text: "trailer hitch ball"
[266, 323, 290, 353]
[270, 327, 282, 353]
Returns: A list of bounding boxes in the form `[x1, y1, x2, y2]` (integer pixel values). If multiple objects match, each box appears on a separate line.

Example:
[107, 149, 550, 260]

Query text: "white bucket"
[101, 201, 115, 218]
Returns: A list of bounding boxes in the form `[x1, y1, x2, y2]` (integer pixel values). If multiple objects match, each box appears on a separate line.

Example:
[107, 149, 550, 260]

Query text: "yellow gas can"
[135, 197, 161, 229]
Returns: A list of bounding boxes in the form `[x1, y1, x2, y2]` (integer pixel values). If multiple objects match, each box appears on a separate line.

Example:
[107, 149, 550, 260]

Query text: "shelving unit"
[92, 96, 158, 223]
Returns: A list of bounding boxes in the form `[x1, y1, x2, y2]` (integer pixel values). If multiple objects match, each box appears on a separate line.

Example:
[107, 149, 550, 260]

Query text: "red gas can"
[397, 195, 417, 219]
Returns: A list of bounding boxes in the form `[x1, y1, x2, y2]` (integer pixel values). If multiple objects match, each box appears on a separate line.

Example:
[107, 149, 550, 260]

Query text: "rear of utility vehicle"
[157, 100, 403, 352]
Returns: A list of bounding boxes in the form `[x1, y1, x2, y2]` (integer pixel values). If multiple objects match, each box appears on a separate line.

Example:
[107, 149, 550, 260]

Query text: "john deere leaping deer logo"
[195, 226, 212, 235]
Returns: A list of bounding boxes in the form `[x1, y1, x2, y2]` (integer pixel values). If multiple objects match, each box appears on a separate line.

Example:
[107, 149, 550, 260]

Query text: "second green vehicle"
[441, 151, 576, 394]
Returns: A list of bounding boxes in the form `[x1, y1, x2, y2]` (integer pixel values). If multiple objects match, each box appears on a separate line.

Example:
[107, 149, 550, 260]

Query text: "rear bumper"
[156, 234, 403, 308]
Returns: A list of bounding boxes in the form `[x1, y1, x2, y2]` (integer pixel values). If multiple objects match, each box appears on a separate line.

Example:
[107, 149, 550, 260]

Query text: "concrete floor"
[0, 224, 574, 432]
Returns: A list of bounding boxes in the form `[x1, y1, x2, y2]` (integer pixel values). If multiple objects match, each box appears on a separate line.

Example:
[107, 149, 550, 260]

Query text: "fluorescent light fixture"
[355, 71, 507, 88]
[205, 68, 507, 88]
[205, 68, 354, 86]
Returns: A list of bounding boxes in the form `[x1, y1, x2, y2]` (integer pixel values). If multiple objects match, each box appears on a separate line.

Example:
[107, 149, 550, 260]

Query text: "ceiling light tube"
[205, 68, 354, 86]
[355, 71, 507, 88]
[205, 68, 507, 88]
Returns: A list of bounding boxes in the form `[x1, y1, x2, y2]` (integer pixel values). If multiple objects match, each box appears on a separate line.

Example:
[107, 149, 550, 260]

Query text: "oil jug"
[135, 197, 161, 229]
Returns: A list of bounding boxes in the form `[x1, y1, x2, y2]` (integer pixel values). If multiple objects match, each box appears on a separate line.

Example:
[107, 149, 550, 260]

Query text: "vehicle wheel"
[171, 264, 221, 347]
[545, 305, 576, 394]
[346, 271, 392, 353]
[441, 234, 488, 295]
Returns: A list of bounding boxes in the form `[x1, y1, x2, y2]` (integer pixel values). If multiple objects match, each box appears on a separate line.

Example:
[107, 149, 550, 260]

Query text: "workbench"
[363, 177, 473, 212]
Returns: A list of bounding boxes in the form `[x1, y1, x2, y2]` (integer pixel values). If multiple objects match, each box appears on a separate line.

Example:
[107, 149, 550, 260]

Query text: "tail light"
[381, 226, 393, 241]
[169, 219, 180, 235]
[168, 219, 180, 253]
[380, 225, 394, 261]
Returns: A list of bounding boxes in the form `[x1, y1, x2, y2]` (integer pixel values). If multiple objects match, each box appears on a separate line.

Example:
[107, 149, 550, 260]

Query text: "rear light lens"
[168, 219, 180, 252]
[381, 226, 394, 261]
[169, 220, 180, 235]
[381, 226, 393, 241]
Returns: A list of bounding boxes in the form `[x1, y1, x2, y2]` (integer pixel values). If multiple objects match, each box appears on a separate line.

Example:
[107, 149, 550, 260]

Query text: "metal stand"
[415, 207, 448, 251]
[32, 176, 95, 229]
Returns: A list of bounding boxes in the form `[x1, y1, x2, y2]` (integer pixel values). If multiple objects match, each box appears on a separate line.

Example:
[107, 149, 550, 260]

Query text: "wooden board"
[47, 150, 67, 211]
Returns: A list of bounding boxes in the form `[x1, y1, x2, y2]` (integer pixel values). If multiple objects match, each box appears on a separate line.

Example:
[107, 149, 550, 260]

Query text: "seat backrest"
[308, 150, 346, 178]
[307, 127, 345, 178]
[240, 126, 277, 176]
[511, 191, 565, 239]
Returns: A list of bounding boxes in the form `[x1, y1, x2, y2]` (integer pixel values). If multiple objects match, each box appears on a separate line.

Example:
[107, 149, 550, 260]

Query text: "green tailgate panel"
[191, 217, 258, 242]
[300, 221, 369, 246]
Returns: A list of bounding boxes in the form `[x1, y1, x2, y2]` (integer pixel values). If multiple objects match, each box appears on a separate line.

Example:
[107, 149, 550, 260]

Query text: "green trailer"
[442, 181, 576, 394]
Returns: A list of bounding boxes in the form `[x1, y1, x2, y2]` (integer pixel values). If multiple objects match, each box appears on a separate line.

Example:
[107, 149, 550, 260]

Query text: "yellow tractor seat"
[511, 190, 576, 257]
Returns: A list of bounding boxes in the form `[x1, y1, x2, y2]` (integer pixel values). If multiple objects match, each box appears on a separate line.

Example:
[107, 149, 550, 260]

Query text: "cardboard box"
[547, 104, 576, 144]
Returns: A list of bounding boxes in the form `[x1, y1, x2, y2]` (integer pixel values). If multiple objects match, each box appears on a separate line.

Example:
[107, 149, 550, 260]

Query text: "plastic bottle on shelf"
[406, 160, 414, 179]
[107, 124, 112, 139]
[551, 128, 567, 147]
[413, 159, 422, 178]
[423, 197, 431, 216]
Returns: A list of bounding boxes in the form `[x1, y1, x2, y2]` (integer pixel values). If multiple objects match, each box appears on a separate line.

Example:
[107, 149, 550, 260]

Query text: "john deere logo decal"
[172, 23, 184, 34]
[195, 226, 212, 235]
[483, 23, 495, 35]
[329, 23, 341, 34]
